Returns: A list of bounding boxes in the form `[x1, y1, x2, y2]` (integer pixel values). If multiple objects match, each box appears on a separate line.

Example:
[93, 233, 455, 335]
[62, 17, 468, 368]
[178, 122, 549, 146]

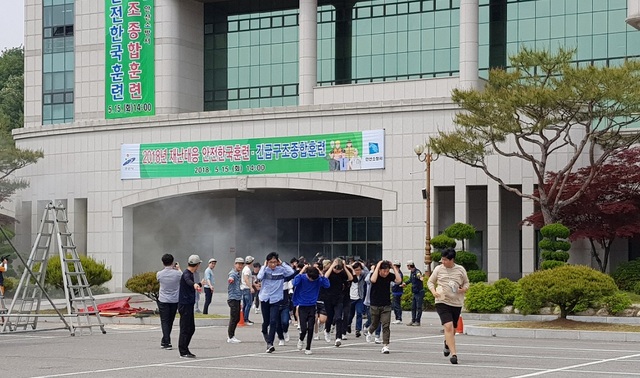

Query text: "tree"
[525, 147, 640, 272]
[444, 222, 476, 251]
[429, 48, 640, 225]
[0, 47, 24, 132]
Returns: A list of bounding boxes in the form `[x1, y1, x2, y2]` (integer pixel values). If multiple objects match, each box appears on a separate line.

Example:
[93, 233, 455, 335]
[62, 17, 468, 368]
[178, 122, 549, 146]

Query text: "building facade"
[12, 0, 640, 291]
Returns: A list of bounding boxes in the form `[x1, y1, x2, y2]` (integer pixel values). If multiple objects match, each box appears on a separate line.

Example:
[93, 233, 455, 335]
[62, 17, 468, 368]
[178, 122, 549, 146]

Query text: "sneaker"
[313, 333, 319, 340]
[296, 324, 300, 330]
[266, 345, 275, 353]
[444, 342, 451, 357]
[304, 349, 313, 355]
[161, 344, 172, 350]
[375, 337, 382, 344]
[381, 345, 390, 354]
[195, 309, 202, 314]
[180, 353, 196, 358]
[284, 332, 290, 342]
[450, 355, 458, 364]
[365, 331, 373, 343]
[324, 330, 331, 343]
[278, 339, 286, 346]
[227, 337, 241, 344]
[255, 308, 261, 314]
[406, 322, 415, 326]
[335, 338, 342, 347]
[245, 321, 254, 326]
[297, 339, 304, 350]
[355, 330, 361, 338]
[392, 320, 402, 324]
[342, 335, 348, 340]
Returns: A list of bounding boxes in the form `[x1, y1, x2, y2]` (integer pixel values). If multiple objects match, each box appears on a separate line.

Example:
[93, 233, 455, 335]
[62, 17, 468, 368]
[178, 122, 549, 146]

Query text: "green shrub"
[541, 260, 566, 270]
[467, 269, 487, 283]
[516, 265, 619, 318]
[493, 278, 517, 305]
[430, 234, 456, 251]
[44, 255, 112, 290]
[540, 223, 570, 239]
[612, 258, 640, 291]
[444, 223, 476, 250]
[454, 251, 480, 271]
[465, 283, 505, 313]
[126, 272, 160, 302]
[3, 276, 17, 292]
[633, 281, 640, 296]
[538, 223, 571, 270]
[599, 292, 632, 315]
[400, 278, 435, 311]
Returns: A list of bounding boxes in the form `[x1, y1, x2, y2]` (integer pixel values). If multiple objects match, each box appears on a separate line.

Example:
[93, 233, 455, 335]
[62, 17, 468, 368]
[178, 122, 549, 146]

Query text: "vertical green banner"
[105, 0, 155, 119]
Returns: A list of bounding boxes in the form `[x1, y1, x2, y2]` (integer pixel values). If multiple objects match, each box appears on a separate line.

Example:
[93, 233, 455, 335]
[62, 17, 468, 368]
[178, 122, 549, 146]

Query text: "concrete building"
[11, 0, 640, 292]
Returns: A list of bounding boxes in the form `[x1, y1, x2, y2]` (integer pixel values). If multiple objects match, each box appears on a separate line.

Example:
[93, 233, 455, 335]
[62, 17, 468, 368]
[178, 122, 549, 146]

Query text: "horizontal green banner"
[121, 130, 384, 179]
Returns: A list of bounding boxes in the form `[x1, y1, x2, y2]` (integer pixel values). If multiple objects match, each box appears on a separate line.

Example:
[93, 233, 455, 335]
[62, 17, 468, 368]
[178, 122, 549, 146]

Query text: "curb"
[465, 325, 640, 343]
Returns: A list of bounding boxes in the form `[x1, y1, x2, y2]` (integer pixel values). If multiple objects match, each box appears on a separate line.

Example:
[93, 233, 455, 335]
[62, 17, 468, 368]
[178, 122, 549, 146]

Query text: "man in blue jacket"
[292, 264, 330, 354]
[406, 260, 425, 326]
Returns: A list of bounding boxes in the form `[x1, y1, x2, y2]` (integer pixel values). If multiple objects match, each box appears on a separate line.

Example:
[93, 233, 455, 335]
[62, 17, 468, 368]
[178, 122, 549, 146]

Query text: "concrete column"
[487, 183, 500, 281]
[521, 178, 536, 276]
[299, 0, 318, 105]
[459, 0, 479, 90]
[627, 0, 640, 29]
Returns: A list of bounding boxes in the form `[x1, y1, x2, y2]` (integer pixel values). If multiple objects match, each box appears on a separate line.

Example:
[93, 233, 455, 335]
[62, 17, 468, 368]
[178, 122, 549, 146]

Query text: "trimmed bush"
[538, 223, 571, 270]
[454, 250, 480, 271]
[540, 223, 570, 239]
[465, 283, 505, 313]
[430, 234, 456, 251]
[515, 265, 619, 318]
[44, 255, 112, 290]
[444, 222, 476, 251]
[611, 258, 640, 291]
[633, 281, 640, 296]
[400, 277, 435, 311]
[541, 260, 566, 270]
[467, 269, 487, 283]
[493, 278, 517, 306]
[126, 271, 160, 302]
[599, 292, 632, 315]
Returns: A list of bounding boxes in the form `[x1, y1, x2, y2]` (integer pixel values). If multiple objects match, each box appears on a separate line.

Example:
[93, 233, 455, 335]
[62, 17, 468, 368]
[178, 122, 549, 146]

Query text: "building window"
[276, 216, 382, 262]
[43, 0, 74, 125]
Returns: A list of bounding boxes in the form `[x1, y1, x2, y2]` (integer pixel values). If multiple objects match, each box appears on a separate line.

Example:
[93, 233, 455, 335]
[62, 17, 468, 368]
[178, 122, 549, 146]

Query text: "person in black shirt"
[178, 254, 203, 358]
[324, 258, 353, 347]
[365, 260, 401, 354]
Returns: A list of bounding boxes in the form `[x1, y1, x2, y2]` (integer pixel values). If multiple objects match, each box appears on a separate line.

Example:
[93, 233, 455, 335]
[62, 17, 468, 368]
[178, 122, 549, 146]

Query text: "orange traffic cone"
[456, 316, 464, 334]
[238, 309, 246, 327]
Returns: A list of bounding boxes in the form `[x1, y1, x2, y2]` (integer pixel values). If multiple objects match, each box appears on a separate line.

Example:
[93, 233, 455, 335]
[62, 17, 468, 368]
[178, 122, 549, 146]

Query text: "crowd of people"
[156, 249, 469, 364]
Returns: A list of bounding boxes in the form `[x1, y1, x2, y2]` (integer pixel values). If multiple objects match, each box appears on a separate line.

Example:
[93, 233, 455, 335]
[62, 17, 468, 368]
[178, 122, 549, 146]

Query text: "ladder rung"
[64, 258, 81, 262]
[62, 245, 76, 249]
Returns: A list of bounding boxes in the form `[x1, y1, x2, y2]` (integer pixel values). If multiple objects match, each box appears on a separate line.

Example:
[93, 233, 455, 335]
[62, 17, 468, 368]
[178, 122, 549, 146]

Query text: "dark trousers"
[348, 298, 365, 331]
[298, 305, 316, 350]
[261, 299, 286, 346]
[158, 301, 178, 346]
[392, 294, 403, 320]
[411, 291, 425, 323]
[203, 287, 213, 314]
[325, 299, 345, 340]
[227, 299, 241, 338]
[178, 304, 195, 355]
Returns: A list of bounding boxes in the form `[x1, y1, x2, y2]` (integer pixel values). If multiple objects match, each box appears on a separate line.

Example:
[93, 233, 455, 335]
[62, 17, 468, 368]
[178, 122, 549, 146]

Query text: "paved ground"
[2, 295, 640, 377]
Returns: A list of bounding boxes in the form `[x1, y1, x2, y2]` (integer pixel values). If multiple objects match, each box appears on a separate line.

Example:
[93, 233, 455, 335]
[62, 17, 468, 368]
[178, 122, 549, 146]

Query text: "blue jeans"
[241, 289, 252, 322]
[392, 294, 403, 320]
[411, 291, 425, 324]
[348, 299, 365, 331]
[275, 301, 290, 338]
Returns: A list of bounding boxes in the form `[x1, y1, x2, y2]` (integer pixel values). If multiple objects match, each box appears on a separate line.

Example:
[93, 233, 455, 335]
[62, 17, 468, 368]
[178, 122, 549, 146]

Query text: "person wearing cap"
[202, 258, 216, 315]
[156, 253, 182, 350]
[406, 260, 425, 326]
[391, 260, 404, 324]
[227, 257, 245, 343]
[240, 255, 255, 325]
[178, 254, 203, 358]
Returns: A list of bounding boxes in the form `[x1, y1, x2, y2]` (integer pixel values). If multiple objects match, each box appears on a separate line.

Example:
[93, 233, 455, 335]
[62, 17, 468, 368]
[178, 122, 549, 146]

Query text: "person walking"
[156, 254, 182, 350]
[202, 258, 216, 315]
[240, 255, 255, 325]
[365, 260, 401, 354]
[324, 258, 353, 347]
[292, 264, 330, 355]
[391, 260, 404, 324]
[178, 254, 203, 358]
[257, 251, 295, 353]
[227, 257, 245, 343]
[406, 260, 425, 326]
[427, 248, 470, 365]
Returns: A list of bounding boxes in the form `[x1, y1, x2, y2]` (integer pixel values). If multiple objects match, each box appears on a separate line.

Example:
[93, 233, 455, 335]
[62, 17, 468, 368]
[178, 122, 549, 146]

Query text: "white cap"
[188, 255, 202, 264]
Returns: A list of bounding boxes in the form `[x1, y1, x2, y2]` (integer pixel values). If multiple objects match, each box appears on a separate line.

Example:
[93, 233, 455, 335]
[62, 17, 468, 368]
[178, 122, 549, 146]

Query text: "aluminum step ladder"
[1, 202, 106, 335]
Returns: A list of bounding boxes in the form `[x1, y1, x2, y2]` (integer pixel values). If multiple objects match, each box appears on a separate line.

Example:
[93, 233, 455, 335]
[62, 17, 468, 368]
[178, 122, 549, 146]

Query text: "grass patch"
[624, 291, 640, 303]
[485, 318, 640, 332]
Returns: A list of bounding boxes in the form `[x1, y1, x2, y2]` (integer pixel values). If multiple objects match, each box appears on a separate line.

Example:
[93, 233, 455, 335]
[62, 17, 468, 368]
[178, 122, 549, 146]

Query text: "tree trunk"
[589, 238, 604, 272]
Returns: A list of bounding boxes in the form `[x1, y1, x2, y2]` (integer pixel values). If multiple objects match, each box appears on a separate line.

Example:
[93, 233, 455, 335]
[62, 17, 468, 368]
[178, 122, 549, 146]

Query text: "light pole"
[414, 142, 432, 275]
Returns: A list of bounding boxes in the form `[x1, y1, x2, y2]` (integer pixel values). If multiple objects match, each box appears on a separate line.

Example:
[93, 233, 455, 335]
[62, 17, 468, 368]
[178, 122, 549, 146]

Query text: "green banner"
[121, 130, 385, 179]
[105, 0, 155, 119]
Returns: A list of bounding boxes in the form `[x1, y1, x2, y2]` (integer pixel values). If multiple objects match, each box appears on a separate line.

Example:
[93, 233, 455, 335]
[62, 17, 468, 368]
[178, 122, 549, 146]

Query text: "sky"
[0, 0, 24, 51]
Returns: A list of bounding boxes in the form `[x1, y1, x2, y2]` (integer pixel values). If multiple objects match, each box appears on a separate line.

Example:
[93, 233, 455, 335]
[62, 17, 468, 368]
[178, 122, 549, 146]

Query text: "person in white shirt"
[202, 258, 216, 314]
[240, 255, 255, 325]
